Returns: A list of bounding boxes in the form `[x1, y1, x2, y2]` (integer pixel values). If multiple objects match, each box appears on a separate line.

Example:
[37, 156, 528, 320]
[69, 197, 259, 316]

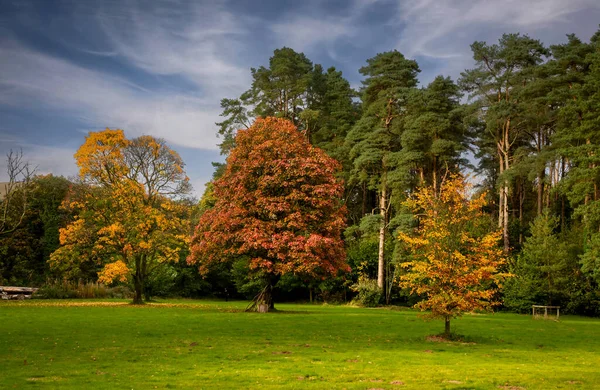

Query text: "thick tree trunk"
[377, 185, 387, 291]
[444, 317, 451, 336]
[133, 276, 144, 305]
[132, 257, 144, 305]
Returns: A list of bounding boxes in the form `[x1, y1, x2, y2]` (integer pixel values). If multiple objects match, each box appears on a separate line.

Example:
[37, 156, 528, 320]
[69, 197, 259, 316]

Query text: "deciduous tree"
[188, 117, 348, 311]
[50, 130, 191, 304]
[399, 175, 508, 336]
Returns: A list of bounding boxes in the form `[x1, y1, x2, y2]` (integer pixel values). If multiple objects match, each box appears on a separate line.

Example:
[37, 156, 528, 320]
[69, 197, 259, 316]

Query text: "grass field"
[1, 300, 598, 389]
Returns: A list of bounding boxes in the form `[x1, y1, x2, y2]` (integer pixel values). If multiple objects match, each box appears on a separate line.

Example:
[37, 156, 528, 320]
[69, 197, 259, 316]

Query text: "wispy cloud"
[0, 40, 223, 150]
[390, 0, 600, 83]
[95, 0, 249, 96]
[269, 0, 383, 59]
[396, 0, 600, 58]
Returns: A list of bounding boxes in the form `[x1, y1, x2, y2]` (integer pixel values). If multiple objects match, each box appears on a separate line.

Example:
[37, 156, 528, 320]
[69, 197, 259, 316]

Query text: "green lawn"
[0, 300, 598, 389]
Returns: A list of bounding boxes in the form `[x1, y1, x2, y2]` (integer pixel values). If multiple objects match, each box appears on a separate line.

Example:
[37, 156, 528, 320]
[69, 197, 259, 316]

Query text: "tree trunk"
[246, 279, 274, 313]
[537, 170, 545, 216]
[432, 155, 438, 197]
[519, 180, 524, 246]
[377, 185, 387, 290]
[502, 184, 510, 252]
[444, 316, 451, 336]
[133, 276, 144, 305]
[309, 287, 313, 303]
[132, 257, 144, 305]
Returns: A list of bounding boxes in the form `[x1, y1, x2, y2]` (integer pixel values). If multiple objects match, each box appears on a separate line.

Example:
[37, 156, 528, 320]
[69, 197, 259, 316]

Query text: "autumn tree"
[50, 130, 191, 304]
[399, 175, 508, 336]
[188, 117, 348, 311]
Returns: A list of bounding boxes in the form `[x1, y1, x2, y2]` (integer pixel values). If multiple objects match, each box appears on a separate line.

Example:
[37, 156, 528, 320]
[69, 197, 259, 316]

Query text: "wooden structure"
[0, 286, 38, 300]
[532, 305, 560, 320]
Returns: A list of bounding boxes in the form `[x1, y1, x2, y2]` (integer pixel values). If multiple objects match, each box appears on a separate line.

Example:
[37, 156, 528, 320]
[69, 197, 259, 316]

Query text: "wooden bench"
[0, 286, 39, 300]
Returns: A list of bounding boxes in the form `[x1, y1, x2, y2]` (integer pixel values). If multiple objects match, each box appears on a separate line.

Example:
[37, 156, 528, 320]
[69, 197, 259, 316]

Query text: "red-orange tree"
[188, 117, 348, 311]
[398, 175, 509, 336]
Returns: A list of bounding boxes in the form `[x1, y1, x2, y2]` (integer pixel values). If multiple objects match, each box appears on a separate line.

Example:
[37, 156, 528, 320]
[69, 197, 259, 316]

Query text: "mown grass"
[1, 300, 598, 389]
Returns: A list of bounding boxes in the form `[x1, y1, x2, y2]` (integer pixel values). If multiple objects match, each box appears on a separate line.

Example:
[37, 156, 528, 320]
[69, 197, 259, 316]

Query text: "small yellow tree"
[50, 129, 191, 304]
[398, 174, 508, 336]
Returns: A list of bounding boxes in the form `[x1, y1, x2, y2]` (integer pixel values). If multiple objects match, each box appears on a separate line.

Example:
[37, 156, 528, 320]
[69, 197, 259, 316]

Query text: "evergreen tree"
[460, 34, 548, 252]
[346, 50, 420, 291]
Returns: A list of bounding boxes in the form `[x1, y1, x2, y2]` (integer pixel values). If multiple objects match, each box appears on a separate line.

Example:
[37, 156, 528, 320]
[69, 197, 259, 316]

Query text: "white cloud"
[95, 0, 250, 96]
[392, 0, 600, 83]
[269, 0, 382, 57]
[271, 18, 354, 53]
[395, 0, 600, 59]
[0, 40, 224, 150]
[0, 140, 78, 182]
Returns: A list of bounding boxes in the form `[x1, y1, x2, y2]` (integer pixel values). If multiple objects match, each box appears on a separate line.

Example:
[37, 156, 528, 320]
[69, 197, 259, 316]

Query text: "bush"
[351, 276, 381, 307]
[34, 280, 133, 299]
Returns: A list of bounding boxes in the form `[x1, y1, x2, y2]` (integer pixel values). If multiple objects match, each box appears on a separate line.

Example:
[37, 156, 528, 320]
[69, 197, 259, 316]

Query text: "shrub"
[351, 276, 381, 307]
[34, 280, 133, 299]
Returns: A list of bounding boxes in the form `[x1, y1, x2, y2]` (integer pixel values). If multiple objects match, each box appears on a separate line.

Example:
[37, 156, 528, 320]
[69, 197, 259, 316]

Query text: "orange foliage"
[188, 117, 348, 281]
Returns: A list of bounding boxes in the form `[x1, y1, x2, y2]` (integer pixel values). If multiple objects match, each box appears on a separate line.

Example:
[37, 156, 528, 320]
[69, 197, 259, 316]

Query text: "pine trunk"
[377, 185, 387, 291]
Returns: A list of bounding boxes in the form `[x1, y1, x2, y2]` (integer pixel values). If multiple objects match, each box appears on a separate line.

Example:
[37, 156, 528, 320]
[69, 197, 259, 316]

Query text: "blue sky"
[1, 0, 599, 196]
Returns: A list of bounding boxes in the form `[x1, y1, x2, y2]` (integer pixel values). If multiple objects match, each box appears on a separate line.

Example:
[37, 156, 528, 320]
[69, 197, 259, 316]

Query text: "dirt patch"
[189, 342, 198, 347]
[497, 386, 525, 390]
[369, 379, 383, 383]
[347, 359, 359, 362]
[272, 351, 292, 355]
[423, 349, 433, 353]
[390, 380, 405, 385]
[426, 335, 476, 345]
[445, 380, 463, 384]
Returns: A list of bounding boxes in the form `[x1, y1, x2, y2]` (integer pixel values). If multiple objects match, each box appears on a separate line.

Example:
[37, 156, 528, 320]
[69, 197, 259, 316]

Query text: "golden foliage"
[399, 174, 510, 322]
[51, 130, 191, 294]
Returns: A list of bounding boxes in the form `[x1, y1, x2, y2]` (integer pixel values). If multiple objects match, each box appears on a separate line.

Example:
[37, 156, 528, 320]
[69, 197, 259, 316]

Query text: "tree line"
[1, 28, 599, 316]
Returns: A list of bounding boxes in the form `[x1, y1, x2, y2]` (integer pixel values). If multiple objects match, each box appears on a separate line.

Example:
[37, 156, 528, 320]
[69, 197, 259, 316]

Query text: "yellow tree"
[50, 130, 191, 304]
[398, 174, 509, 336]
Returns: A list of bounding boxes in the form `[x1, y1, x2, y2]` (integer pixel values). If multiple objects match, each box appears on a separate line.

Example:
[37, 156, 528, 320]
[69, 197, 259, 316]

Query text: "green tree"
[505, 212, 569, 310]
[460, 34, 548, 252]
[346, 50, 420, 291]
[398, 76, 466, 194]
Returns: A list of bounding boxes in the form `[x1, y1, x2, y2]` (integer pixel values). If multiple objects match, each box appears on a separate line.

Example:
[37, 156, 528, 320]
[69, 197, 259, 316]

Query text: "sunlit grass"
[1, 299, 598, 389]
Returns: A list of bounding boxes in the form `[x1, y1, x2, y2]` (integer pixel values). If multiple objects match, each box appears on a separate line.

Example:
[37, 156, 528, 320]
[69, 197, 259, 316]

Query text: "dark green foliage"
[0, 175, 71, 286]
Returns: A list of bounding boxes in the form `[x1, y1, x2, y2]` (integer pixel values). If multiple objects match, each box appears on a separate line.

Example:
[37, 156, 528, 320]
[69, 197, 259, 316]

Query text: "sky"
[1, 0, 599, 196]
